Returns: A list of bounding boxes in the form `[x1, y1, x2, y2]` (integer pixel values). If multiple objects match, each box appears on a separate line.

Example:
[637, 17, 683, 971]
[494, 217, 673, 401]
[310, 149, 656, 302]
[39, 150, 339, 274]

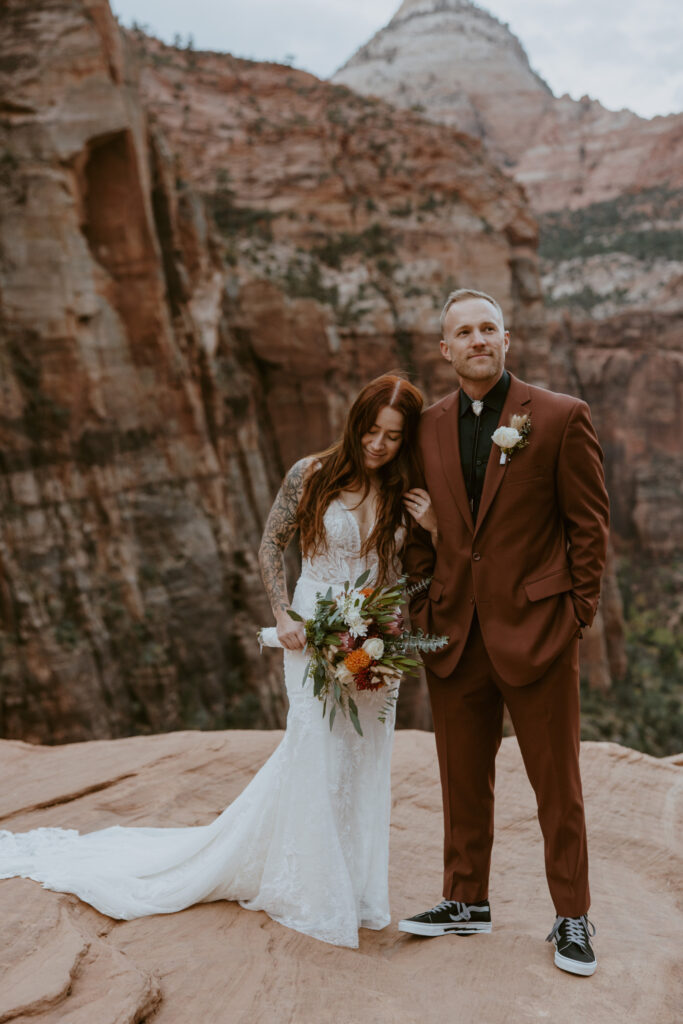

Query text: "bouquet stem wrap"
[258, 627, 285, 651]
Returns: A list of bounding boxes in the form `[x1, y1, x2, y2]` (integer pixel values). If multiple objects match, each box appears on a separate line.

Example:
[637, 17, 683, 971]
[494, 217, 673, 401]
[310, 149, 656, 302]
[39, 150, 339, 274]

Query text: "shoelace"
[545, 914, 596, 951]
[428, 899, 472, 921]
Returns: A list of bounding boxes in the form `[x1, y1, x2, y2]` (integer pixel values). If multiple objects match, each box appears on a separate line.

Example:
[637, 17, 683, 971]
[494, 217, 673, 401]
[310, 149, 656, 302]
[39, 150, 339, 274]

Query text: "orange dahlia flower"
[344, 649, 371, 673]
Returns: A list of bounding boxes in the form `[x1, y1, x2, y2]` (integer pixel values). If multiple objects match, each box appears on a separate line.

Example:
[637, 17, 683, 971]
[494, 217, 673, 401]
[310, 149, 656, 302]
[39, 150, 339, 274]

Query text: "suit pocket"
[523, 566, 573, 602]
[429, 579, 444, 602]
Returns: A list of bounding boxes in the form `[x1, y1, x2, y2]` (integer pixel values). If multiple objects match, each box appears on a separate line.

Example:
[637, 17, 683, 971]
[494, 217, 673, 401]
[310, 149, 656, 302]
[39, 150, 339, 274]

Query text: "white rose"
[362, 637, 384, 660]
[492, 426, 521, 449]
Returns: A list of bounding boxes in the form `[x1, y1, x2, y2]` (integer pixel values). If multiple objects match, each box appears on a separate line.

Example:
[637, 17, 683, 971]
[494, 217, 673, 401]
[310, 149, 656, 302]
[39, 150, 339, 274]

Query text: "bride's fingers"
[403, 496, 426, 517]
[280, 626, 306, 650]
[403, 490, 430, 510]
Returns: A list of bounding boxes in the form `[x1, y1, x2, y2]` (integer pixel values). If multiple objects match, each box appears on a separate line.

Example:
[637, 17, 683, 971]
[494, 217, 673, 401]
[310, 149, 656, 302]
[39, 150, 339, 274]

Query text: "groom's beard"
[455, 353, 505, 386]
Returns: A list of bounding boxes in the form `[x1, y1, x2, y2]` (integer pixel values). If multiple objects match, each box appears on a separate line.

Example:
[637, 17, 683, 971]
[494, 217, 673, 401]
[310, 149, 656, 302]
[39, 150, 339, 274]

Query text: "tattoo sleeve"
[258, 458, 309, 617]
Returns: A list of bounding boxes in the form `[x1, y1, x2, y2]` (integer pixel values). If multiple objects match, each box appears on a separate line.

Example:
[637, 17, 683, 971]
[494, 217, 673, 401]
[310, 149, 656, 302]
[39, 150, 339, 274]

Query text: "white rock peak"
[333, 0, 554, 164]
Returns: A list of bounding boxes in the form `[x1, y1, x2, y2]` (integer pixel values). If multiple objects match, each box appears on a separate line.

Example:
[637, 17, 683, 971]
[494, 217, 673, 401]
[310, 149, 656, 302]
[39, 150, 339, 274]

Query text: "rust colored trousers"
[426, 614, 590, 917]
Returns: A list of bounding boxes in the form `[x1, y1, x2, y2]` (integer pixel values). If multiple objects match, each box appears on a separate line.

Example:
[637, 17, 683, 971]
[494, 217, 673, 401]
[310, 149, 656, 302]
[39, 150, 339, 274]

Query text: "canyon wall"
[333, 0, 682, 700]
[333, 1, 683, 554]
[0, 0, 552, 742]
[333, 0, 683, 212]
[0, 0, 290, 741]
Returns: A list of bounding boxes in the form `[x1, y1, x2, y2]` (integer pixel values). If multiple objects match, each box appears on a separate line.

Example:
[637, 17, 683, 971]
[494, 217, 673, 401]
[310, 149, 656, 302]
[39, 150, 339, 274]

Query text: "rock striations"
[0, 0, 550, 743]
[0, 0, 289, 742]
[334, 0, 683, 571]
[333, 0, 683, 212]
[333, 0, 683, 319]
[334, 0, 554, 168]
[0, 0, 673, 743]
[0, 731, 680, 1023]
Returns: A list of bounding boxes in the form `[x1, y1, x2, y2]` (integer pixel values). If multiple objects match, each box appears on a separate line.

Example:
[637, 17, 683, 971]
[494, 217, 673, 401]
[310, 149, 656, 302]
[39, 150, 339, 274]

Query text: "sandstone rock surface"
[131, 29, 547, 383]
[333, 0, 683, 609]
[0, 730, 680, 1023]
[333, 0, 683, 212]
[2, 0, 666, 748]
[333, 0, 683, 329]
[0, 0, 552, 744]
[0, 0, 289, 743]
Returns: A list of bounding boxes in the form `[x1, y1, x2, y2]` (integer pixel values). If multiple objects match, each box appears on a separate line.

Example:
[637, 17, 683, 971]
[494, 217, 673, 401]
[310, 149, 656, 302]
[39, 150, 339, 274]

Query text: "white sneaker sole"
[398, 920, 492, 936]
[554, 949, 597, 976]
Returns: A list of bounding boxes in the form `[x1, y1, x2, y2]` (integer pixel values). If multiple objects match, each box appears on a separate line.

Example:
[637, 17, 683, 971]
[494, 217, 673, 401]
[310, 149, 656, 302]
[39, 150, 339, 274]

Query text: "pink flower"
[338, 631, 356, 652]
[384, 611, 404, 637]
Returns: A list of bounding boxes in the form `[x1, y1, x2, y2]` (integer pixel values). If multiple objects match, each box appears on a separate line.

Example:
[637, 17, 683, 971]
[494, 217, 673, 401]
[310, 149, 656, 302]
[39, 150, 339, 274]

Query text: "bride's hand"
[403, 488, 437, 535]
[275, 611, 307, 650]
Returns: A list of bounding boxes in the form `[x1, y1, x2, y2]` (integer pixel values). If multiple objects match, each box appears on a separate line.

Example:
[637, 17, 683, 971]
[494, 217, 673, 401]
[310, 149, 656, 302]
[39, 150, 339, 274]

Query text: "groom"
[400, 289, 609, 976]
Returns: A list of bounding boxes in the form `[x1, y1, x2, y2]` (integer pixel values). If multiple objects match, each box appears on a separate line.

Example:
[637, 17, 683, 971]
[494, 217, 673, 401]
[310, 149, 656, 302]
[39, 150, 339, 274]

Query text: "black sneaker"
[546, 915, 597, 976]
[398, 899, 492, 936]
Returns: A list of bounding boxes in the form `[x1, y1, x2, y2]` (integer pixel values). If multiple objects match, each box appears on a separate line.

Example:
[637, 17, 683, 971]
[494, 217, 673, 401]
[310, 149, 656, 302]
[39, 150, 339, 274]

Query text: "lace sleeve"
[258, 457, 320, 615]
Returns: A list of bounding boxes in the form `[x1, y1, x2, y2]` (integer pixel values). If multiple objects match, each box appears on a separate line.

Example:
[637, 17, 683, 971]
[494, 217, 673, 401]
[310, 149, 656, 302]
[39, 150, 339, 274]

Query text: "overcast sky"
[110, 0, 683, 120]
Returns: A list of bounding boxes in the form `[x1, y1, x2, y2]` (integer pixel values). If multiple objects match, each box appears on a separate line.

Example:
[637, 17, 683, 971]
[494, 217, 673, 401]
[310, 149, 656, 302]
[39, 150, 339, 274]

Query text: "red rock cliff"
[0, 1, 554, 742]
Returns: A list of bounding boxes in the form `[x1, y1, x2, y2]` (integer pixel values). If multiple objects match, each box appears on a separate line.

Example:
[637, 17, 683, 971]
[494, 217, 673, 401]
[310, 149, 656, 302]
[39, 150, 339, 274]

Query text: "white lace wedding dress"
[0, 499, 399, 948]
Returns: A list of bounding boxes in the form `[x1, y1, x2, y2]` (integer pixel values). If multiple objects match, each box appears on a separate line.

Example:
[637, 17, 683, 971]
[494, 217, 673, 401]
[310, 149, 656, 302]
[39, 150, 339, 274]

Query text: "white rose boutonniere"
[492, 414, 531, 464]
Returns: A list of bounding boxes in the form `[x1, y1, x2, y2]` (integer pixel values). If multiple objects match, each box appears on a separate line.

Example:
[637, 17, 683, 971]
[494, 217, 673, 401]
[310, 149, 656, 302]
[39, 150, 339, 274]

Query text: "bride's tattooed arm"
[259, 458, 312, 617]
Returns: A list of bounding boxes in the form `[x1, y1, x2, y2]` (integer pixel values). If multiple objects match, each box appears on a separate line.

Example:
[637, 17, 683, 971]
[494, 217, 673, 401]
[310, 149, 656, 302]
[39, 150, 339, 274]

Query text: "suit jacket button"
[472, 552, 481, 561]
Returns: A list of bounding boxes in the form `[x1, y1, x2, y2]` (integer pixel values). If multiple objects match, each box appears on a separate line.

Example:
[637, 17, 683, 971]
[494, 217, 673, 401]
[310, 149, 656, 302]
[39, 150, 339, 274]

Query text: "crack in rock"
[0, 773, 139, 824]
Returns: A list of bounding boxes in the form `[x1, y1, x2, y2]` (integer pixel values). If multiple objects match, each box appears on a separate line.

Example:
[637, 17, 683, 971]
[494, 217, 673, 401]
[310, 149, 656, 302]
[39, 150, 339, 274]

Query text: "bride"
[0, 374, 434, 948]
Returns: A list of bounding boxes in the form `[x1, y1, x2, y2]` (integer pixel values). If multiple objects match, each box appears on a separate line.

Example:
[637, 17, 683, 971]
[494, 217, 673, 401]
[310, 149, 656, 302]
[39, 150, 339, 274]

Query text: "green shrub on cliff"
[539, 187, 683, 265]
[580, 558, 683, 757]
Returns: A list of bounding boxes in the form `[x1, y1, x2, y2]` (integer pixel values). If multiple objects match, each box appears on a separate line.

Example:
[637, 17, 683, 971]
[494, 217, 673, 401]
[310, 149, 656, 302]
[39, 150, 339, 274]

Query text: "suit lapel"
[436, 391, 474, 532]
[474, 374, 531, 537]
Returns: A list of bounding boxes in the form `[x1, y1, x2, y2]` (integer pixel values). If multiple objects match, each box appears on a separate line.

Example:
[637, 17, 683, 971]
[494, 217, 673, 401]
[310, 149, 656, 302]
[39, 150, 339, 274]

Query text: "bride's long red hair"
[298, 375, 424, 585]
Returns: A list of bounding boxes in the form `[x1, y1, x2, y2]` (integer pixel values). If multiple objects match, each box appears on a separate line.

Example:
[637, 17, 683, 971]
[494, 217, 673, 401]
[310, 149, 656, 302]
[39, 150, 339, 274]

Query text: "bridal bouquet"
[259, 571, 447, 736]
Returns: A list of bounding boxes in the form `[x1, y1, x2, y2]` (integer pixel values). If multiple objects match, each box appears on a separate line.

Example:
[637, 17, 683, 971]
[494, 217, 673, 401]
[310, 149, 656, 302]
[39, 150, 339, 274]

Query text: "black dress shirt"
[459, 370, 510, 523]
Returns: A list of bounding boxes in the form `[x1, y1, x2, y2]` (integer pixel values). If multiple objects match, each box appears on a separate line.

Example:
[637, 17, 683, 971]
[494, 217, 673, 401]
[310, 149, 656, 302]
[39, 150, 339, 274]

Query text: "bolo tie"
[469, 400, 484, 515]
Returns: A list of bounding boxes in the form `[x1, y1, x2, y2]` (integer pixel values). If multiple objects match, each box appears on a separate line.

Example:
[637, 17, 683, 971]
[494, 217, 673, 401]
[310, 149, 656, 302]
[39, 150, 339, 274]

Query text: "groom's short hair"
[440, 288, 504, 335]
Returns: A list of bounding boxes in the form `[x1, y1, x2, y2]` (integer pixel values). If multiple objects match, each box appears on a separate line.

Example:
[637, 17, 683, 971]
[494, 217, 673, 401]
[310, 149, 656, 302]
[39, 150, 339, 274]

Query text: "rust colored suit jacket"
[403, 373, 610, 686]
